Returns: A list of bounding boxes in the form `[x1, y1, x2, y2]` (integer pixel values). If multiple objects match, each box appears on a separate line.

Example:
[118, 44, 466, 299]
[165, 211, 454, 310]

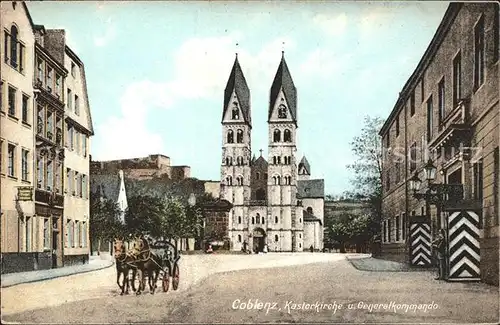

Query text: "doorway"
[51, 217, 62, 268]
[252, 228, 266, 252]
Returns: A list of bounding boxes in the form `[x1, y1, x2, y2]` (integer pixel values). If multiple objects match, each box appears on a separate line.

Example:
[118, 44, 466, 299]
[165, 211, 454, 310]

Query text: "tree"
[89, 192, 124, 255]
[125, 194, 165, 236]
[346, 115, 384, 240]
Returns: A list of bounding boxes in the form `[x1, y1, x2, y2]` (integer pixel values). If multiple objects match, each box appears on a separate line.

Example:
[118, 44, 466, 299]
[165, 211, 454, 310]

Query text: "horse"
[131, 235, 163, 295]
[113, 238, 138, 295]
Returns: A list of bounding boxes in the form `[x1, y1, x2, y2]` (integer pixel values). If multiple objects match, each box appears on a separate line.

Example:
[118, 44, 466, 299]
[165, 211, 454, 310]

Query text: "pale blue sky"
[28, 1, 450, 195]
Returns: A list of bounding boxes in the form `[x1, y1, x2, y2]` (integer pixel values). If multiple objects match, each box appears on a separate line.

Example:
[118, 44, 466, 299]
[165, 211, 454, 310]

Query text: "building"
[1, 1, 93, 273]
[379, 3, 498, 285]
[90, 154, 191, 182]
[220, 53, 325, 253]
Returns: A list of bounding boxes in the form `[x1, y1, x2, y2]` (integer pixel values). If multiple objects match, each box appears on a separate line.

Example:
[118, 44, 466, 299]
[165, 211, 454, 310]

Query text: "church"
[220, 52, 325, 252]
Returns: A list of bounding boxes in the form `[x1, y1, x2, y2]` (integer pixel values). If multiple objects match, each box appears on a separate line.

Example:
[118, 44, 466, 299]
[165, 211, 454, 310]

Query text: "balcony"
[430, 99, 472, 152]
[35, 189, 64, 207]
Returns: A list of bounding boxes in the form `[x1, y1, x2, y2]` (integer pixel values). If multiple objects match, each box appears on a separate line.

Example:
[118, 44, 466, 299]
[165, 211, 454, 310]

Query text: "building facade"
[379, 3, 499, 285]
[220, 53, 324, 253]
[0, 1, 93, 273]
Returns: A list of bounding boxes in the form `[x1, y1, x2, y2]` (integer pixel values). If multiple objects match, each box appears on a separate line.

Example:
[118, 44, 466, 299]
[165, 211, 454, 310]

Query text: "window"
[75, 221, 80, 247]
[420, 76, 425, 103]
[410, 142, 417, 172]
[278, 104, 287, 118]
[474, 15, 485, 90]
[82, 174, 87, 199]
[388, 219, 392, 242]
[66, 168, 72, 194]
[275, 216, 278, 223]
[453, 52, 461, 107]
[37, 105, 44, 135]
[383, 221, 387, 242]
[396, 215, 400, 241]
[236, 129, 243, 143]
[55, 162, 62, 193]
[56, 117, 62, 146]
[21, 149, 28, 181]
[46, 160, 53, 191]
[55, 74, 61, 98]
[236, 176, 243, 186]
[473, 158, 484, 203]
[75, 130, 81, 155]
[438, 78, 445, 125]
[10, 25, 18, 68]
[82, 222, 87, 247]
[237, 235, 242, 243]
[67, 89, 72, 110]
[256, 172, 260, 180]
[74, 171, 79, 196]
[273, 129, 281, 142]
[226, 130, 234, 143]
[426, 95, 433, 141]
[3, 31, 8, 64]
[226, 175, 232, 185]
[251, 217, 255, 224]
[37, 58, 44, 84]
[306, 207, 313, 214]
[238, 216, 242, 224]
[71, 61, 76, 77]
[225, 157, 232, 165]
[410, 91, 415, 116]
[74, 95, 79, 115]
[395, 161, 401, 183]
[46, 111, 54, 140]
[8, 86, 16, 116]
[256, 214, 260, 224]
[421, 135, 426, 163]
[231, 105, 239, 119]
[402, 213, 407, 241]
[37, 156, 44, 188]
[69, 126, 74, 150]
[395, 114, 400, 137]
[7, 144, 15, 177]
[21, 94, 28, 124]
[68, 220, 74, 247]
[25, 216, 32, 252]
[43, 218, 51, 250]
[82, 134, 87, 157]
[46, 67, 53, 92]
[65, 220, 70, 247]
[283, 129, 292, 142]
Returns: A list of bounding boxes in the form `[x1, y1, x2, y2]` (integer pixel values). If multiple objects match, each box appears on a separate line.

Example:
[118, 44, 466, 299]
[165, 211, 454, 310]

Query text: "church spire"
[223, 53, 251, 126]
[269, 52, 297, 124]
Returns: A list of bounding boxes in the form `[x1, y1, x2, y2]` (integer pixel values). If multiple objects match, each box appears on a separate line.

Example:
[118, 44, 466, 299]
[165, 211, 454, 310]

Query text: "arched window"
[237, 176, 243, 186]
[237, 156, 243, 165]
[226, 175, 233, 185]
[251, 217, 255, 224]
[256, 213, 260, 224]
[273, 129, 281, 142]
[307, 207, 313, 215]
[284, 129, 292, 142]
[276, 176, 281, 185]
[236, 129, 243, 143]
[256, 188, 265, 200]
[299, 243, 302, 248]
[273, 176, 277, 185]
[278, 105, 287, 118]
[237, 234, 242, 242]
[299, 218, 302, 223]
[10, 25, 18, 68]
[227, 130, 234, 143]
[273, 156, 277, 165]
[225, 157, 232, 165]
[299, 233, 302, 239]
[256, 172, 260, 180]
[274, 216, 278, 223]
[232, 104, 239, 119]
[275, 235, 279, 242]
[238, 216, 242, 224]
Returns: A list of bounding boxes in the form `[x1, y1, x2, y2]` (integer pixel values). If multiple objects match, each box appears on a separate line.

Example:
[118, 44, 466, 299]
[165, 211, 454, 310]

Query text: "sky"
[28, 1, 450, 196]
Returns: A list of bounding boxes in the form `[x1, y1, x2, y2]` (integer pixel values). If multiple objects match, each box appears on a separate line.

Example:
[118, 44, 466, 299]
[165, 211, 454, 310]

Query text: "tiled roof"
[269, 53, 297, 123]
[297, 179, 324, 198]
[303, 210, 322, 225]
[223, 55, 251, 126]
[298, 156, 310, 175]
[254, 155, 268, 166]
[90, 173, 121, 203]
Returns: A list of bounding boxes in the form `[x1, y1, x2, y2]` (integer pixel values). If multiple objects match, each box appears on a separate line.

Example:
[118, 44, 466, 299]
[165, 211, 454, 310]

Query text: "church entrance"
[252, 228, 266, 253]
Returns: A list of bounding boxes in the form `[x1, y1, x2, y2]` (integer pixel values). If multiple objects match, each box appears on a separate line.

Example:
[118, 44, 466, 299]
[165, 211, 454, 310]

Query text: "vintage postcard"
[0, 0, 499, 323]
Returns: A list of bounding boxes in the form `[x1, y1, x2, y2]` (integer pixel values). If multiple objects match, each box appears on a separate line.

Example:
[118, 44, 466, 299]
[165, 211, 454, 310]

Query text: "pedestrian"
[242, 240, 248, 253]
[431, 229, 446, 280]
[309, 245, 314, 253]
[263, 244, 268, 253]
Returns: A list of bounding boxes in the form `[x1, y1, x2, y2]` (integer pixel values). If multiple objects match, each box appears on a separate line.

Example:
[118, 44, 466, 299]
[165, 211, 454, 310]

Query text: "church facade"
[219, 53, 324, 252]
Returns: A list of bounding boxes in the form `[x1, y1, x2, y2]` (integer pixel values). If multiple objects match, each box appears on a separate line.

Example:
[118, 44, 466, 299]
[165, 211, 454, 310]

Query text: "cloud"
[312, 13, 348, 36]
[94, 18, 117, 47]
[299, 49, 350, 79]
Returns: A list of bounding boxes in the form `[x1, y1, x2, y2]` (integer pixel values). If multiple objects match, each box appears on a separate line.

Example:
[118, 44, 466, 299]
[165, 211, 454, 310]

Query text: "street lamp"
[409, 173, 422, 193]
[423, 158, 437, 182]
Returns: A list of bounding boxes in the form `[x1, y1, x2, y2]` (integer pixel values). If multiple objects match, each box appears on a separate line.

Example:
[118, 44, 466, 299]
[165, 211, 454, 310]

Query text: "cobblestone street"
[2, 254, 497, 323]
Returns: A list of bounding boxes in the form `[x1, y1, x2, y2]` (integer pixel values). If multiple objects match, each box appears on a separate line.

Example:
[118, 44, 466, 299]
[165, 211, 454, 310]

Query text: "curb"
[346, 256, 433, 273]
[1, 261, 115, 289]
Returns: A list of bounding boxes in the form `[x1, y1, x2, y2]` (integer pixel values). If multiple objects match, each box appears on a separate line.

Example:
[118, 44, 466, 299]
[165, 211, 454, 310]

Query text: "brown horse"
[113, 238, 138, 295]
[132, 235, 162, 295]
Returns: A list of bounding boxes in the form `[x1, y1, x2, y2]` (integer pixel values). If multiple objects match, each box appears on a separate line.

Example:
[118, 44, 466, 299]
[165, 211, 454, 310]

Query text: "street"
[1, 253, 497, 323]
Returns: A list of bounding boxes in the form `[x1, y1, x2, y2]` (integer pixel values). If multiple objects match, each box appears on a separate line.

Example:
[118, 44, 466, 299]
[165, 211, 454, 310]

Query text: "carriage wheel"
[172, 263, 180, 291]
[162, 271, 170, 292]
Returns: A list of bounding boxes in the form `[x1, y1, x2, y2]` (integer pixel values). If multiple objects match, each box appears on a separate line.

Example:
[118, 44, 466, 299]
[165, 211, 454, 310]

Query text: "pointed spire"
[298, 156, 310, 175]
[223, 52, 251, 126]
[269, 51, 297, 124]
[259, 149, 263, 157]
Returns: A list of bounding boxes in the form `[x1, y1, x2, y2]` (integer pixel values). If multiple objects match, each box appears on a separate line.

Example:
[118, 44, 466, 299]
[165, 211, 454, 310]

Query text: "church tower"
[221, 54, 252, 247]
[267, 52, 302, 251]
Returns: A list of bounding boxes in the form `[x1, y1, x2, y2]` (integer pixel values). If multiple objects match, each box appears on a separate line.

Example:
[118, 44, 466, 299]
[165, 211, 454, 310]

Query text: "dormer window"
[278, 104, 287, 118]
[232, 102, 239, 119]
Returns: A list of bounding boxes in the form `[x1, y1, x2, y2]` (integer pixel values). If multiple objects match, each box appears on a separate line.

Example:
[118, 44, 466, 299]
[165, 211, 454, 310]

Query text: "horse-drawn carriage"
[113, 235, 181, 295]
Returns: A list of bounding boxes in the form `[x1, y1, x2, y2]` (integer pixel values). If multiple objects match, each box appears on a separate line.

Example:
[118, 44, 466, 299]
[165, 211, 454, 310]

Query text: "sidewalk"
[1, 256, 114, 288]
[347, 255, 436, 272]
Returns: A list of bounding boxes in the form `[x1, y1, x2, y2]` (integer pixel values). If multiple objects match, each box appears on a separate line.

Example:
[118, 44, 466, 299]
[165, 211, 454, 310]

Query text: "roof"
[223, 55, 251, 126]
[303, 210, 322, 225]
[379, 3, 462, 136]
[269, 52, 297, 123]
[297, 179, 324, 198]
[298, 156, 310, 175]
[253, 155, 268, 166]
[90, 173, 122, 203]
